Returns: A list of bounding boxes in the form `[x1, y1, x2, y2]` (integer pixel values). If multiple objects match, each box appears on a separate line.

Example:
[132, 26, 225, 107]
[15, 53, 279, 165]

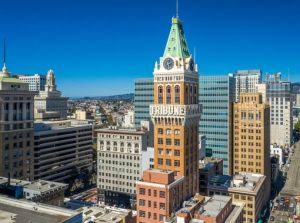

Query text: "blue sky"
[1, 0, 300, 96]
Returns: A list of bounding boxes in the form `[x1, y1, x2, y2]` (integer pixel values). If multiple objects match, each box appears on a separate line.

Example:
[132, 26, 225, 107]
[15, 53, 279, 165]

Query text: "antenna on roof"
[3, 38, 6, 67]
[176, 0, 179, 18]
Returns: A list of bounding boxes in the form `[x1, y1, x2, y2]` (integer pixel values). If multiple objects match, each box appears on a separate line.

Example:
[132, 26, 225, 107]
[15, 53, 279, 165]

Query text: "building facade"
[97, 127, 149, 209]
[0, 64, 35, 181]
[16, 74, 46, 91]
[199, 75, 235, 174]
[134, 78, 153, 128]
[34, 69, 68, 119]
[33, 120, 93, 182]
[266, 73, 292, 148]
[234, 70, 262, 102]
[233, 93, 271, 196]
[137, 15, 201, 223]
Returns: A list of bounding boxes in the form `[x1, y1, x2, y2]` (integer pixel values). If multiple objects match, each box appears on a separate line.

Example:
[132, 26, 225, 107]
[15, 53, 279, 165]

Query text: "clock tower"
[136, 16, 201, 223]
[151, 17, 200, 199]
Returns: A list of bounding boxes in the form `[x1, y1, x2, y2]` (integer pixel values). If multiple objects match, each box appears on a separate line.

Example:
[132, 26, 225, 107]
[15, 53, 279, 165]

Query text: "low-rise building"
[207, 175, 231, 197]
[136, 169, 185, 223]
[78, 205, 136, 223]
[0, 176, 67, 206]
[228, 172, 267, 223]
[0, 195, 82, 223]
[34, 120, 93, 182]
[166, 195, 244, 223]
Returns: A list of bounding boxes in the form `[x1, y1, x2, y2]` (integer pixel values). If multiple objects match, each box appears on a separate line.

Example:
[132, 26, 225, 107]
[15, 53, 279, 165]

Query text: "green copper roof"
[163, 17, 190, 58]
[0, 77, 24, 83]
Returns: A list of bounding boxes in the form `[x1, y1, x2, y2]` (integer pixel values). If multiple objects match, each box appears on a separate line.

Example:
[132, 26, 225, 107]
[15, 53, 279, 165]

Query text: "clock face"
[189, 59, 194, 71]
[163, 58, 174, 70]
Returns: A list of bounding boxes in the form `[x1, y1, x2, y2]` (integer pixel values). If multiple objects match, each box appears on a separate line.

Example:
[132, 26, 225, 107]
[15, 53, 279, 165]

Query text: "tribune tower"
[150, 17, 200, 198]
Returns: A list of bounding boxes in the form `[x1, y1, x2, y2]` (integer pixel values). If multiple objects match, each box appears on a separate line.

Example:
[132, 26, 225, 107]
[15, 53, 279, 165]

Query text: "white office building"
[97, 126, 152, 209]
[16, 74, 46, 92]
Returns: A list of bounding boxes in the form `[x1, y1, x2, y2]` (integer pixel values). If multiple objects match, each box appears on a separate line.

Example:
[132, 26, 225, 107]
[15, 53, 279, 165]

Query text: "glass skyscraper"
[134, 78, 153, 127]
[199, 75, 235, 175]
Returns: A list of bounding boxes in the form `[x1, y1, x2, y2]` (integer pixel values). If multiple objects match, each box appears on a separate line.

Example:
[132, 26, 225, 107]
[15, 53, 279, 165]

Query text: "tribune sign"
[150, 104, 200, 117]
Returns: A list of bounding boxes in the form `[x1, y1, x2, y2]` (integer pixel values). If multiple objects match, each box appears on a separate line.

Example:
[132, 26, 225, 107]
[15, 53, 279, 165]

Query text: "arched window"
[175, 85, 180, 104]
[158, 86, 163, 104]
[166, 85, 171, 104]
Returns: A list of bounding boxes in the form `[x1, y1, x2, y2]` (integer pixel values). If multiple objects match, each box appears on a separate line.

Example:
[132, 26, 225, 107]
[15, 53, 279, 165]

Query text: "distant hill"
[70, 93, 134, 101]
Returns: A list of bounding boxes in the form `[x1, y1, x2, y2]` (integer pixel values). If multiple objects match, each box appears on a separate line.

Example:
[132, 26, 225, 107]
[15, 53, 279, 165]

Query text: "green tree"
[295, 121, 300, 132]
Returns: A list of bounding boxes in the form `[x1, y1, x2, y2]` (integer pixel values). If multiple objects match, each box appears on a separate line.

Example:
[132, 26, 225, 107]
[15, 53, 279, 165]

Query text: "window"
[166, 159, 171, 166]
[159, 203, 166, 210]
[158, 128, 163, 134]
[175, 85, 180, 104]
[174, 160, 180, 167]
[158, 158, 163, 165]
[158, 138, 163, 144]
[166, 129, 172, 135]
[158, 86, 163, 104]
[174, 150, 180, 156]
[174, 129, 180, 135]
[166, 138, 172, 145]
[159, 191, 165, 198]
[166, 85, 171, 104]
[139, 199, 145, 206]
[139, 188, 145, 195]
[139, 211, 146, 218]
[174, 139, 180, 146]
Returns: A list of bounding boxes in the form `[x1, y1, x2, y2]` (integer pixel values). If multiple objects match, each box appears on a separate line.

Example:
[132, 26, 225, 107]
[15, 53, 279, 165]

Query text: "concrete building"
[78, 205, 136, 223]
[134, 78, 154, 128]
[136, 15, 201, 222]
[233, 93, 271, 196]
[34, 69, 68, 120]
[0, 176, 67, 206]
[266, 73, 292, 148]
[199, 75, 235, 174]
[97, 127, 150, 209]
[0, 196, 82, 223]
[136, 169, 185, 223]
[33, 120, 93, 182]
[16, 73, 46, 91]
[0, 63, 35, 181]
[228, 173, 267, 223]
[234, 69, 262, 102]
[75, 110, 87, 121]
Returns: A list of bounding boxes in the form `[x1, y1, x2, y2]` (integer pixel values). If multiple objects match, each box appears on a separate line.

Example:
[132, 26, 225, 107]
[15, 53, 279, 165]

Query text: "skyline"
[1, 0, 300, 96]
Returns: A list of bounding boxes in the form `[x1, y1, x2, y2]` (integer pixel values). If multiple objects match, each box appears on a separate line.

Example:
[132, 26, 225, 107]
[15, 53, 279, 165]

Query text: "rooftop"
[229, 172, 265, 194]
[0, 196, 80, 223]
[197, 195, 231, 217]
[0, 177, 67, 194]
[96, 126, 146, 135]
[78, 205, 133, 223]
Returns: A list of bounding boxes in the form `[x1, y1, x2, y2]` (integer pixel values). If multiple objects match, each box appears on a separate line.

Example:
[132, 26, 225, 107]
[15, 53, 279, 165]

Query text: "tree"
[295, 121, 300, 132]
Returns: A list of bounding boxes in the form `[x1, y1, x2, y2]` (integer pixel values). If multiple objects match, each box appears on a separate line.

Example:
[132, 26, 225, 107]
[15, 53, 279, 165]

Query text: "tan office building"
[232, 93, 270, 196]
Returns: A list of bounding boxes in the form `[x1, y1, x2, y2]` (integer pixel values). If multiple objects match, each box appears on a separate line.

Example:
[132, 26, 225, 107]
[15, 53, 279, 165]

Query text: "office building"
[228, 173, 267, 223]
[33, 120, 93, 182]
[134, 78, 153, 128]
[34, 69, 68, 119]
[137, 15, 201, 222]
[233, 93, 271, 195]
[266, 73, 292, 148]
[97, 127, 150, 209]
[199, 75, 235, 174]
[16, 74, 46, 91]
[234, 69, 262, 102]
[0, 63, 35, 181]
